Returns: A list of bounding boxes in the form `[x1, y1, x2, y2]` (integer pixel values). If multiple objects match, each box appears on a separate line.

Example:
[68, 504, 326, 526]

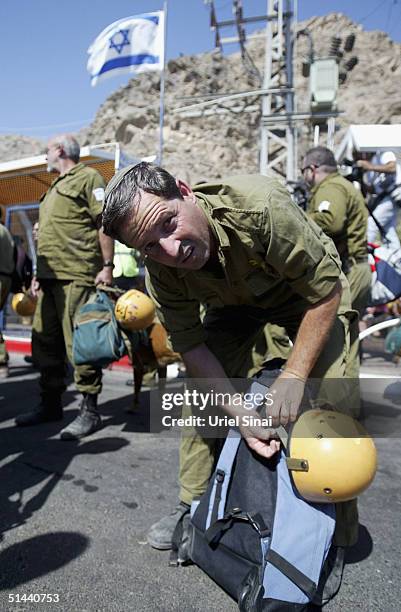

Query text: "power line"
[0, 118, 92, 134]
[357, 0, 391, 25]
[388, 0, 401, 35]
[385, 0, 398, 32]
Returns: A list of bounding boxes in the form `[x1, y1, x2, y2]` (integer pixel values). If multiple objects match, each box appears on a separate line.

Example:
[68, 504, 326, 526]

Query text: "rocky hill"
[0, 135, 44, 164]
[1, 13, 400, 182]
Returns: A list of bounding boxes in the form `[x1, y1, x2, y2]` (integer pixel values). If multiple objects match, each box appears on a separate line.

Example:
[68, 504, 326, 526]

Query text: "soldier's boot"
[15, 392, 63, 426]
[59, 393, 101, 440]
[0, 365, 9, 378]
[147, 501, 190, 550]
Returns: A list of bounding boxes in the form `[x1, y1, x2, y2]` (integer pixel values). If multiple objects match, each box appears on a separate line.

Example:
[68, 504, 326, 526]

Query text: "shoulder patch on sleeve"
[93, 187, 105, 202]
[318, 200, 331, 212]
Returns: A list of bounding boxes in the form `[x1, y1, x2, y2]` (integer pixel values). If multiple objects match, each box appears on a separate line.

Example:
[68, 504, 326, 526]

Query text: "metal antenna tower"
[176, 3, 345, 179]
[260, 0, 297, 181]
[203, 0, 297, 181]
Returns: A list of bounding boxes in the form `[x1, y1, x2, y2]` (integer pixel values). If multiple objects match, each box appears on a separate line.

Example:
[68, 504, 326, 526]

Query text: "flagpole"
[158, 0, 168, 166]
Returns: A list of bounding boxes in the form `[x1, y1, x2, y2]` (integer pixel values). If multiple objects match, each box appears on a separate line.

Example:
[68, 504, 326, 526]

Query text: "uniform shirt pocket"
[244, 269, 279, 297]
[55, 185, 81, 199]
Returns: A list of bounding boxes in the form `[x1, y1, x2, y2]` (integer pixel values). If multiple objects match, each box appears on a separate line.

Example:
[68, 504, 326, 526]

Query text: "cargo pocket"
[54, 185, 82, 219]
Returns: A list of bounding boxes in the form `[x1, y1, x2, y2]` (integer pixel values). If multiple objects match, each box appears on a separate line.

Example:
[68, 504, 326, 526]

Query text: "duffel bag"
[189, 372, 336, 611]
[72, 290, 127, 368]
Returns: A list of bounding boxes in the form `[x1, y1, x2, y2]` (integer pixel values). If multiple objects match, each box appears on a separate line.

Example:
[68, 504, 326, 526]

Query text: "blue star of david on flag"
[109, 29, 130, 54]
[87, 11, 165, 86]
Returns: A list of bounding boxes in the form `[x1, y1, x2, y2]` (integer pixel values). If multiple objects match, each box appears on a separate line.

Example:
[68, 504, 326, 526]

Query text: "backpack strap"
[205, 429, 241, 530]
[169, 509, 191, 566]
[265, 549, 317, 600]
[206, 509, 270, 546]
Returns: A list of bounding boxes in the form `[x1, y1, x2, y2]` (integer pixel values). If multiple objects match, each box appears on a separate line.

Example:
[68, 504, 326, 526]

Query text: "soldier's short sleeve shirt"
[308, 173, 368, 262]
[37, 163, 105, 282]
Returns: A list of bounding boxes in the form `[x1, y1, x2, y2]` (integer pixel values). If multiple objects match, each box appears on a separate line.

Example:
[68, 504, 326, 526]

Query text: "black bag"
[189, 372, 336, 611]
[10, 244, 33, 293]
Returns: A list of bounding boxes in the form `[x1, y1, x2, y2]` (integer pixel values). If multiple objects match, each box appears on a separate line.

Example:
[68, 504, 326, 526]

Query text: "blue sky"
[0, 0, 400, 140]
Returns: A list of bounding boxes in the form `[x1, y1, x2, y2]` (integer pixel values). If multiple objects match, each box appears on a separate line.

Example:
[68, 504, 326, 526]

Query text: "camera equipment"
[339, 158, 364, 187]
[287, 179, 309, 210]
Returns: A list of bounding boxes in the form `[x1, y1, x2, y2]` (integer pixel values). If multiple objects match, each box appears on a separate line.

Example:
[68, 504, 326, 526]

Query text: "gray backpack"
[189, 371, 337, 611]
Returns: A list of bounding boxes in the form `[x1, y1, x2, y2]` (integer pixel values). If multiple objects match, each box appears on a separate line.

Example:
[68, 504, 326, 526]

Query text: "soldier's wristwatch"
[103, 260, 115, 269]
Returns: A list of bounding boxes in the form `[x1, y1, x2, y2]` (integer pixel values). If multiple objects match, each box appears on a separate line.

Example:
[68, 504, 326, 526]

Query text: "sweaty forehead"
[126, 190, 172, 248]
[135, 190, 164, 221]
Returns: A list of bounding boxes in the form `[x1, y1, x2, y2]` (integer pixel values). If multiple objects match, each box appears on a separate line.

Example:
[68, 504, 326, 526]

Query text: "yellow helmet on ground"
[286, 410, 377, 503]
[11, 293, 37, 317]
[115, 289, 155, 331]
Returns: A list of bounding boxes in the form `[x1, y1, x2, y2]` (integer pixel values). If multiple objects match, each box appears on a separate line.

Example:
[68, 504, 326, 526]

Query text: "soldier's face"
[301, 161, 316, 187]
[46, 140, 61, 173]
[118, 182, 214, 270]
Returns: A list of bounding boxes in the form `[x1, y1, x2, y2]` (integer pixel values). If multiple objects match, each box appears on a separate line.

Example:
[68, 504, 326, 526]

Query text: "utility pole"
[182, 3, 353, 180]
[203, 0, 298, 182]
[260, 0, 297, 181]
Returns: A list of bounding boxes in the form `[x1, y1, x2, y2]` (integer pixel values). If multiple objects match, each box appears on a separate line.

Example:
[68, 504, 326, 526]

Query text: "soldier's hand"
[245, 435, 281, 458]
[30, 276, 40, 298]
[267, 371, 306, 428]
[238, 411, 280, 459]
[95, 267, 113, 286]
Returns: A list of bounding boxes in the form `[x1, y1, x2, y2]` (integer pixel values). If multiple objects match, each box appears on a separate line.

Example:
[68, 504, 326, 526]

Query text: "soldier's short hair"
[304, 146, 337, 173]
[53, 134, 80, 163]
[102, 162, 182, 240]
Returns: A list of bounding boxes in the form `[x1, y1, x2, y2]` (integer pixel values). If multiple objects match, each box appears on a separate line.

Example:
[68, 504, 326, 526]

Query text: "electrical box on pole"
[310, 58, 339, 111]
[301, 32, 358, 149]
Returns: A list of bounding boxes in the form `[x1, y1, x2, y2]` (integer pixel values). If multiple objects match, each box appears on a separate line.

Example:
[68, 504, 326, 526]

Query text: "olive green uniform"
[308, 172, 371, 316]
[256, 173, 372, 369]
[34, 163, 105, 397]
[0, 224, 14, 367]
[146, 174, 360, 546]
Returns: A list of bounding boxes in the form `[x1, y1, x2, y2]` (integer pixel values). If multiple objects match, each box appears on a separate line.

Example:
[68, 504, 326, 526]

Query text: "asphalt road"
[0, 349, 400, 612]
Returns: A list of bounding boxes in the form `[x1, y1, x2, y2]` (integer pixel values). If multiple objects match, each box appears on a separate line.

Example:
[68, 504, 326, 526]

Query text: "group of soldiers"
[0, 133, 394, 596]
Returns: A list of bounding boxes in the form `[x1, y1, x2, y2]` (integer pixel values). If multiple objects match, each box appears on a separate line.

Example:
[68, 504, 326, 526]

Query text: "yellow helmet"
[11, 293, 37, 317]
[114, 289, 155, 331]
[286, 410, 377, 503]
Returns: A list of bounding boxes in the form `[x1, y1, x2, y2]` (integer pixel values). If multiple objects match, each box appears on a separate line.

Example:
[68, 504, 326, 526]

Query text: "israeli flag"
[87, 11, 165, 87]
